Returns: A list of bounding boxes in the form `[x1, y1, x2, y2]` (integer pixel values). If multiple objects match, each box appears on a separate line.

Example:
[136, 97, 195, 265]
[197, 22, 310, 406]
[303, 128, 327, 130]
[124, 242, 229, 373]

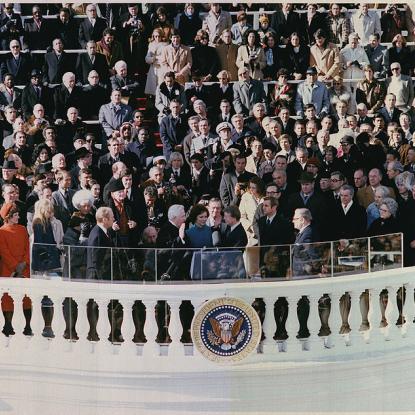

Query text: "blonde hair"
[32, 199, 54, 231]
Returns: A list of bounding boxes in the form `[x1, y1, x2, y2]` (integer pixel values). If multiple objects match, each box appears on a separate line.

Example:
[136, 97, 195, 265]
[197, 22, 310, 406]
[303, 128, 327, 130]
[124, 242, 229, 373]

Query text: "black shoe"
[64, 329, 79, 340]
[42, 327, 55, 338]
[23, 327, 33, 336]
[87, 333, 100, 342]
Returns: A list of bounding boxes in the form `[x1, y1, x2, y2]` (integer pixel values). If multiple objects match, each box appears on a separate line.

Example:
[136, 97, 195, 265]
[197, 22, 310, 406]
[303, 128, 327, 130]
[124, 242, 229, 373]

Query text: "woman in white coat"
[144, 28, 168, 96]
[236, 30, 266, 80]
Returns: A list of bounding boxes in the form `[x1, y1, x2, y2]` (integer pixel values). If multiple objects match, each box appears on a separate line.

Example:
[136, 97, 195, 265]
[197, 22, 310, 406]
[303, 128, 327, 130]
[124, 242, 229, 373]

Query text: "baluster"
[119, 299, 137, 355]
[384, 286, 402, 341]
[368, 288, 384, 343]
[261, 296, 277, 355]
[349, 291, 365, 347]
[327, 292, 345, 349]
[95, 299, 109, 345]
[167, 300, 183, 357]
[75, 298, 89, 346]
[307, 295, 322, 351]
[142, 300, 159, 357]
[403, 284, 415, 338]
[284, 296, 300, 353]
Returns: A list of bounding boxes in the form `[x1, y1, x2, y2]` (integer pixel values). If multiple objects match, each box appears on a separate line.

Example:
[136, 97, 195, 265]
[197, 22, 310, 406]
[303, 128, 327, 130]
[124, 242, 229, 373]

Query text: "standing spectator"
[53, 7, 80, 49]
[78, 3, 107, 48]
[300, 3, 328, 45]
[356, 65, 386, 114]
[0, 3, 23, 51]
[76, 40, 109, 85]
[210, 71, 234, 114]
[236, 30, 266, 81]
[160, 30, 192, 85]
[282, 32, 310, 80]
[295, 67, 330, 119]
[96, 28, 124, 70]
[52, 170, 75, 230]
[159, 100, 188, 161]
[384, 35, 412, 77]
[99, 90, 133, 139]
[231, 11, 251, 46]
[378, 93, 402, 125]
[219, 205, 248, 247]
[42, 38, 75, 85]
[350, 4, 381, 45]
[385, 62, 414, 111]
[364, 34, 387, 79]
[368, 197, 399, 236]
[270, 3, 301, 45]
[381, 5, 406, 43]
[326, 3, 351, 47]
[23, 5, 53, 51]
[145, 28, 168, 97]
[110, 60, 139, 107]
[215, 29, 238, 81]
[340, 33, 369, 80]
[233, 67, 266, 117]
[118, 4, 150, 75]
[202, 3, 232, 45]
[357, 168, 395, 209]
[309, 29, 341, 82]
[0, 40, 32, 84]
[155, 72, 186, 122]
[262, 34, 280, 80]
[178, 3, 202, 46]
[191, 29, 220, 82]
[151, 6, 174, 43]
[82, 70, 110, 120]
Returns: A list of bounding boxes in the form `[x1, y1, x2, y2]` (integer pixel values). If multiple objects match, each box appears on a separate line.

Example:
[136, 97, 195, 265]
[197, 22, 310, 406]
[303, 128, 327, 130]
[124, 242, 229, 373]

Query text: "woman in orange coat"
[0, 203, 32, 336]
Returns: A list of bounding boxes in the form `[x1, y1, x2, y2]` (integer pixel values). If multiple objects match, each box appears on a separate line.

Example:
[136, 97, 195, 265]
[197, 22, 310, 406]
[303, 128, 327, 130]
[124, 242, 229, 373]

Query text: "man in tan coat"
[160, 31, 192, 85]
[215, 29, 238, 81]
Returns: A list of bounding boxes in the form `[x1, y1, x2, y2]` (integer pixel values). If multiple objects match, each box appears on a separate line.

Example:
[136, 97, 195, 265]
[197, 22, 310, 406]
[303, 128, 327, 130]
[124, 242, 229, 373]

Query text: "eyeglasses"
[331, 178, 341, 182]
[11, 45, 20, 48]
[391, 67, 400, 71]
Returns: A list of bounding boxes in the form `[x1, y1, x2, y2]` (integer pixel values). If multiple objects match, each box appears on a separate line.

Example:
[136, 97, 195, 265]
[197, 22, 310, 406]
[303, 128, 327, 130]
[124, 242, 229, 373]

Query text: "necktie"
[303, 195, 309, 204]
[266, 218, 271, 225]
[225, 225, 231, 239]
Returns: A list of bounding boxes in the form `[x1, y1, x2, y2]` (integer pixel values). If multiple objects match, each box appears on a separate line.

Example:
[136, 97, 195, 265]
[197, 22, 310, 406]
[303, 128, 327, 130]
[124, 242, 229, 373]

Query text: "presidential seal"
[191, 297, 261, 363]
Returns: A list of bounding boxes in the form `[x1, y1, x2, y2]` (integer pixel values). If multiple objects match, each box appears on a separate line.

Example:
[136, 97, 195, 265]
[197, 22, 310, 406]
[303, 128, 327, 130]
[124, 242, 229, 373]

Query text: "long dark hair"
[243, 29, 261, 47]
[187, 204, 209, 225]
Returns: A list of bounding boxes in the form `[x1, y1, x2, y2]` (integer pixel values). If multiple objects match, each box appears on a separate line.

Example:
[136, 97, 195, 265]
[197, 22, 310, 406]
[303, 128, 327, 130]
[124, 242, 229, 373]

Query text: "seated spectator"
[282, 32, 310, 80]
[110, 60, 140, 106]
[368, 197, 399, 236]
[0, 40, 32, 84]
[386, 62, 414, 111]
[82, 70, 110, 120]
[76, 40, 109, 85]
[378, 93, 402, 125]
[54, 72, 83, 120]
[268, 68, 294, 115]
[384, 34, 412, 76]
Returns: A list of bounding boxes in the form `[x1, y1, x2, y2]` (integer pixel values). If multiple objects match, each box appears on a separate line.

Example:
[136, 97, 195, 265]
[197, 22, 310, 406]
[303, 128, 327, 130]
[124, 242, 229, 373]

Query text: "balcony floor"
[1, 344, 415, 414]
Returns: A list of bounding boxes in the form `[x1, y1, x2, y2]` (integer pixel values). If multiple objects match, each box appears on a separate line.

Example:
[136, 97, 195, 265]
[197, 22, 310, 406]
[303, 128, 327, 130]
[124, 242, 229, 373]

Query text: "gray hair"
[295, 208, 312, 222]
[168, 204, 185, 221]
[340, 184, 355, 198]
[381, 198, 398, 217]
[388, 160, 404, 173]
[169, 152, 184, 165]
[72, 189, 94, 210]
[395, 171, 415, 190]
[149, 166, 163, 179]
[374, 185, 390, 199]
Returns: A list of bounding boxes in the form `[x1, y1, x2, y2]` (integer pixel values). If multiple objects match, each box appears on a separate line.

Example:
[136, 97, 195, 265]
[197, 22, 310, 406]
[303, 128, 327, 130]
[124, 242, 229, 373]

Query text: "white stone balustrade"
[0, 267, 414, 371]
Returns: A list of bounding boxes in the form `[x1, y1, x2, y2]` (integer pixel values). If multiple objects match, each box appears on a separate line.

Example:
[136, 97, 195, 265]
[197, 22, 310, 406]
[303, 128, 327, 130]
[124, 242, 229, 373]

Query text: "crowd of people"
[0, 2, 413, 291]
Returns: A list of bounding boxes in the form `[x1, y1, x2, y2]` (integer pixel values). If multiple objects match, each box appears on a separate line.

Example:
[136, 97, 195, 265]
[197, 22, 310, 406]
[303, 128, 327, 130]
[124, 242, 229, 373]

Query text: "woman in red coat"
[0, 203, 32, 336]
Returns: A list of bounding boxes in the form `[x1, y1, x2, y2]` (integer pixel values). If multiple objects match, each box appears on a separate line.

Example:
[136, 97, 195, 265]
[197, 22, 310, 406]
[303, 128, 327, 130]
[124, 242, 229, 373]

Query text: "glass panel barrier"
[28, 233, 403, 284]
[332, 238, 369, 277]
[369, 233, 403, 272]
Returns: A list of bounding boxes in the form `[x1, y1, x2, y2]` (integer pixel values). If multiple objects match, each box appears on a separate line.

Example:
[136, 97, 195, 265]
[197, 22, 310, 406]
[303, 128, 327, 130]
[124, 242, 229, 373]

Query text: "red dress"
[0, 223, 31, 311]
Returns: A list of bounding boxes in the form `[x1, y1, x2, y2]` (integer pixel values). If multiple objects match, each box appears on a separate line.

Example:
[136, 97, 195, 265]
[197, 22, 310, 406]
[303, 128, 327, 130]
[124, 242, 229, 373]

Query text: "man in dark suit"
[221, 205, 248, 247]
[23, 5, 54, 51]
[98, 137, 129, 186]
[0, 73, 21, 112]
[277, 107, 296, 137]
[159, 99, 188, 161]
[0, 5, 23, 51]
[286, 172, 328, 241]
[0, 40, 32, 84]
[189, 153, 212, 203]
[219, 154, 256, 207]
[258, 196, 294, 278]
[331, 185, 367, 241]
[76, 40, 109, 84]
[54, 71, 83, 119]
[42, 38, 75, 84]
[185, 74, 211, 109]
[110, 60, 140, 104]
[378, 93, 402, 125]
[52, 7, 80, 49]
[87, 206, 123, 342]
[78, 4, 107, 48]
[52, 170, 75, 231]
[21, 69, 54, 119]
[270, 3, 301, 44]
[82, 70, 110, 120]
